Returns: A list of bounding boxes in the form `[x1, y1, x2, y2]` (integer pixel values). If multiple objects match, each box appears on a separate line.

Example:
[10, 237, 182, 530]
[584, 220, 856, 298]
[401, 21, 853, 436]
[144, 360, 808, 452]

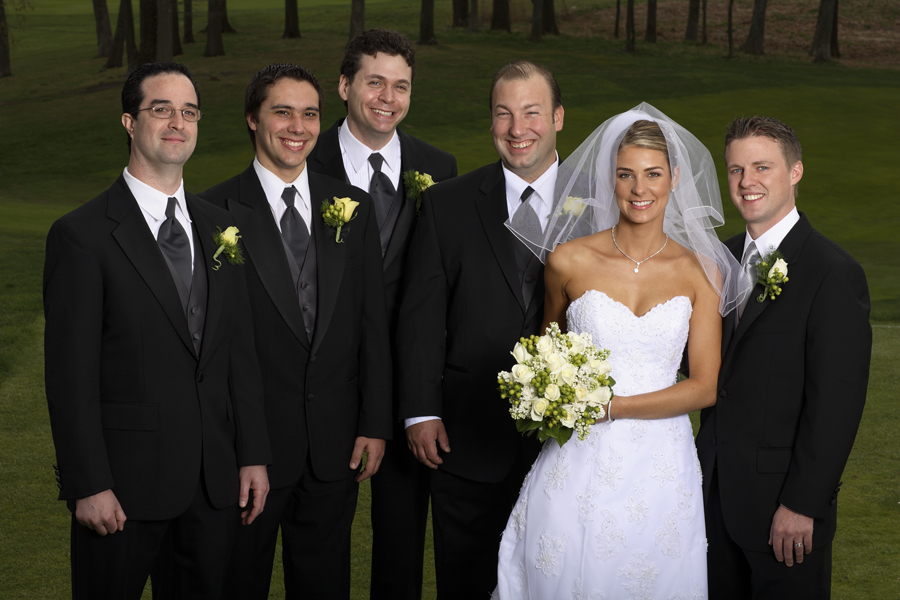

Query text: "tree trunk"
[0, 0, 11, 78]
[625, 0, 635, 52]
[740, 0, 768, 55]
[811, 0, 838, 62]
[452, 0, 467, 28]
[727, 0, 734, 58]
[204, 0, 225, 56]
[530, 0, 543, 42]
[685, 0, 699, 41]
[614, 0, 621, 38]
[350, 0, 364, 39]
[419, 0, 436, 44]
[830, 0, 840, 57]
[491, 0, 510, 32]
[137, 0, 157, 66]
[701, 0, 708, 43]
[284, 0, 300, 38]
[171, 0, 182, 55]
[468, 0, 478, 32]
[184, 0, 194, 43]
[157, 0, 174, 61]
[92, 0, 113, 57]
[645, 0, 656, 42]
[105, 0, 138, 70]
[542, 0, 559, 35]
[222, 0, 236, 33]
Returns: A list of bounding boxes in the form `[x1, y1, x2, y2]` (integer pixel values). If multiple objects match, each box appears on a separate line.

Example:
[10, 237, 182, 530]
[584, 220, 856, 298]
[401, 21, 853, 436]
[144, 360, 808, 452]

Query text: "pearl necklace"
[611, 226, 668, 274]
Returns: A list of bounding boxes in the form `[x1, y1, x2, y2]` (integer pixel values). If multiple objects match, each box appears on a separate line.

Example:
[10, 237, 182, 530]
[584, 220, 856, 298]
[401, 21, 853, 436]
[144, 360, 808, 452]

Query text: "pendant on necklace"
[634, 267, 639, 273]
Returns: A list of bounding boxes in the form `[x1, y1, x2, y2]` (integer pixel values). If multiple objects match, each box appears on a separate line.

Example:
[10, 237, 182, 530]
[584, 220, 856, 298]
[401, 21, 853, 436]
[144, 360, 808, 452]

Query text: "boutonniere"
[402, 170, 436, 214]
[212, 226, 244, 270]
[558, 196, 587, 218]
[320, 197, 359, 243]
[755, 249, 789, 302]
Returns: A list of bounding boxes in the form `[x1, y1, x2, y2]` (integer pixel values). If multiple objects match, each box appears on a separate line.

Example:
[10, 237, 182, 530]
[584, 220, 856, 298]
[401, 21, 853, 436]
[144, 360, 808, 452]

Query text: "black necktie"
[157, 197, 192, 289]
[280, 186, 310, 273]
[368, 152, 396, 230]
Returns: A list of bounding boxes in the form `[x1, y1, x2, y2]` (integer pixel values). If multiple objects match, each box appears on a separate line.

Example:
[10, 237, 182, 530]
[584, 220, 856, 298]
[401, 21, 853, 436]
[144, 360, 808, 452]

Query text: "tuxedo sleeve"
[357, 193, 394, 439]
[778, 257, 871, 518]
[396, 188, 447, 420]
[43, 217, 113, 500]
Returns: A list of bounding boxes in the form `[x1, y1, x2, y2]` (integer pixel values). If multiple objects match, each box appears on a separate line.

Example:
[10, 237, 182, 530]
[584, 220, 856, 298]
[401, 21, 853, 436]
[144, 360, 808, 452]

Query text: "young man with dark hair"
[44, 62, 270, 599]
[395, 60, 562, 598]
[306, 28, 457, 600]
[201, 62, 392, 600]
[697, 116, 872, 599]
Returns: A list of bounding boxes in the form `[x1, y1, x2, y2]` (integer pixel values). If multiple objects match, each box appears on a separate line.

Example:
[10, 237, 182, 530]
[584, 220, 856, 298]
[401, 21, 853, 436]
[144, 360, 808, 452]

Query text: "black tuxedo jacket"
[696, 213, 871, 552]
[43, 175, 271, 521]
[307, 118, 458, 323]
[201, 167, 392, 489]
[396, 161, 544, 483]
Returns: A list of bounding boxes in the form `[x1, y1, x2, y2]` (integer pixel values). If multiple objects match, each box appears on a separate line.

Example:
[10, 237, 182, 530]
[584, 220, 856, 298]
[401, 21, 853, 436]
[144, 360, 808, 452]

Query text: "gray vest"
[281, 222, 317, 342]
[162, 225, 208, 357]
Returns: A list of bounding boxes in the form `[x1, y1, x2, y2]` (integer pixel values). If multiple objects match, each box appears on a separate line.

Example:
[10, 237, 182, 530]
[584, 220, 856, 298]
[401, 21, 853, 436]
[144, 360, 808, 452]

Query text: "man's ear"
[246, 112, 258, 132]
[122, 113, 135, 138]
[553, 105, 565, 132]
[790, 161, 804, 186]
[338, 75, 350, 103]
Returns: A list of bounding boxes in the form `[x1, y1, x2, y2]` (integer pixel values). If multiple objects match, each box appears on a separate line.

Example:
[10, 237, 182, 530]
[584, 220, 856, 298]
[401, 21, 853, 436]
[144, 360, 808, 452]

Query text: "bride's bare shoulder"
[547, 229, 612, 271]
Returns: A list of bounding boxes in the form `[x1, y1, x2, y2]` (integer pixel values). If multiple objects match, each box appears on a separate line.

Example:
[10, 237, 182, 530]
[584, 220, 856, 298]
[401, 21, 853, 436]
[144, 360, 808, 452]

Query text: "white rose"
[545, 353, 566, 374]
[511, 364, 534, 384]
[535, 335, 553, 357]
[531, 398, 549, 420]
[768, 258, 788, 280]
[544, 384, 561, 401]
[559, 364, 577, 387]
[560, 404, 577, 428]
[221, 226, 240, 245]
[586, 386, 611, 406]
[511, 342, 531, 364]
[590, 359, 612, 376]
[567, 332, 586, 354]
[574, 386, 588, 401]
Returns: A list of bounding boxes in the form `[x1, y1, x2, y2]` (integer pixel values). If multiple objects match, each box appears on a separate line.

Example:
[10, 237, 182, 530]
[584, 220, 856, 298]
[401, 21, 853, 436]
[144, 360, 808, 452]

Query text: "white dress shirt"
[339, 121, 402, 193]
[253, 158, 312, 234]
[742, 207, 800, 261]
[123, 167, 194, 267]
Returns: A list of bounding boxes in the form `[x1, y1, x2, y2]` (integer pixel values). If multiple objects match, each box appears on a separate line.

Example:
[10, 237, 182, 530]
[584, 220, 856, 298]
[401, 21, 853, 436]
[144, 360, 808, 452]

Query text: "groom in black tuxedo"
[697, 116, 871, 599]
[305, 29, 457, 600]
[396, 60, 563, 598]
[201, 64, 392, 599]
[43, 62, 271, 599]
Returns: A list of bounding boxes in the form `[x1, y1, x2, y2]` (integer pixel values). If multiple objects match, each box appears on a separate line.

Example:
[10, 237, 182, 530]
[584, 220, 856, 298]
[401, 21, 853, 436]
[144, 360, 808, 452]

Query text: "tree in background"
[350, 0, 364, 39]
[468, 0, 478, 33]
[0, 0, 9, 77]
[491, 0, 510, 32]
[157, 0, 174, 61]
[702, 0, 708, 43]
[645, 0, 657, 43]
[452, 0, 467, 28]
[205, 0, 225, 56]
[727, 0, 735, 58]
[137, 0, 156, 65]
[811, 0, 839, 62]
[530, 0, 543, 42]
[104, 0, 137, 70]
[625, 0, 635, 52]
[171, 1, 182, 55]
[221, 0, 236, 33]
[685, 0, 699, 41]
[284, 0, 300, 39]
[614, 0, 621, 39]
[741, 0, 768, 55]
[92, 0, 112, 58]
[540, 0, 559, 35]
[184, 0, 195, 43]
[419, 0, 436, 44]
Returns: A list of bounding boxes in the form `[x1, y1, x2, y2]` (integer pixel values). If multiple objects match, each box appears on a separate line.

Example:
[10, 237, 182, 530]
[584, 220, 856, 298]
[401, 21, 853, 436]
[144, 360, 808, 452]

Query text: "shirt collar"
[502, 156, 559, 213]
[744, 207, 800, 258]
[123, 167, 189, 224]
[339, 120, 401, 176]
[253, 157, 311, 213]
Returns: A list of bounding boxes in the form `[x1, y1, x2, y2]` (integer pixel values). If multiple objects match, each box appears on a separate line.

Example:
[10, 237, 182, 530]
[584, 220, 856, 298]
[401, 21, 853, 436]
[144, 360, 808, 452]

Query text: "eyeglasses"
[138, 105, 203, 122]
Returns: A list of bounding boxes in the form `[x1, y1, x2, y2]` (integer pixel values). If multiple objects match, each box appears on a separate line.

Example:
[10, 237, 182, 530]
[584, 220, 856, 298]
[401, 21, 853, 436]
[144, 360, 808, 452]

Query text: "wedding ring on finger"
[794, 542, 804, 547]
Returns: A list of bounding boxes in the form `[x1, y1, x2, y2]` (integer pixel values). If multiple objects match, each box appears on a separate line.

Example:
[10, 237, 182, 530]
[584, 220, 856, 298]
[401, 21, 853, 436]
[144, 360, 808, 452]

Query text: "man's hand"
[238, 465, 270, 525]
[406, 420, 450, 469]
[769, 504, 813, 566]
[350, 437, 386, 482]
[75, 489, 127, 535]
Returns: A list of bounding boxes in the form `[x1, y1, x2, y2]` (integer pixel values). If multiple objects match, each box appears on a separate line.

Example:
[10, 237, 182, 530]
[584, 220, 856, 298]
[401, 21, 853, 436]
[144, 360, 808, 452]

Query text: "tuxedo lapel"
[230, 168, 311, 350]
[107, 176, 195, 355]
[309, 172, 347, 354]
[382, 129, 418, 271]
[474, 162, 525, 312]
[188, 196, 224, 361]
[311, 119, 350, 182]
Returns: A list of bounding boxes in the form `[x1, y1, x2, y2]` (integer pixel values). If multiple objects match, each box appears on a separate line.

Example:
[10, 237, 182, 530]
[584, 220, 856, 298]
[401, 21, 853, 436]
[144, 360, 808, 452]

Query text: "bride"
[493, 104, 750, 599]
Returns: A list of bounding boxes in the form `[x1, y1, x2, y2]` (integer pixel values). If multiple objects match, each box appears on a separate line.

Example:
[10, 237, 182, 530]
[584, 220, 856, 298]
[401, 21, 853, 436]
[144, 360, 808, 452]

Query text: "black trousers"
[72, 476, 237, 600]
[369, 423, 431, 600]
[222, 458, 359, 600]
[706, 468, 832, 600]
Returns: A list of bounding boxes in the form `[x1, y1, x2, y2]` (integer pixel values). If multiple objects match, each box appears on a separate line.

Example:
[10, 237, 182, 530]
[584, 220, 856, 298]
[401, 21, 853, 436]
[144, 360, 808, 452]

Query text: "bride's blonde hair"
[618, 120, 670, 166]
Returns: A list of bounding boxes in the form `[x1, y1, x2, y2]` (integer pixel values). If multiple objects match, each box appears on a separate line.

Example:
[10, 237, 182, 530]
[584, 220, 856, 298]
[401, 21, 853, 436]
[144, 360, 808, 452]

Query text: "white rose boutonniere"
[402, 170, 437, 215]
[756, 249, 790, 302]
[559, 196, 587, 217]
[320, 197, 359, 243]
[212, 226, 244, 270]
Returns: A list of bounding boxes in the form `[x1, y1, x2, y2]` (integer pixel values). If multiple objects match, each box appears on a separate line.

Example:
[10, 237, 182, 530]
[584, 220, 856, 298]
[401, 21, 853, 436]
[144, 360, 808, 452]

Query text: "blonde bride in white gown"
[494, 104, 751, 600]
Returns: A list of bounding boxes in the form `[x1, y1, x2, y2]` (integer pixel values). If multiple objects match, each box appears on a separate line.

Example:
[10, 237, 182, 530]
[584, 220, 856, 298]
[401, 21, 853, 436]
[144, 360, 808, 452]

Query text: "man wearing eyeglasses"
[43, 62, 271, 599]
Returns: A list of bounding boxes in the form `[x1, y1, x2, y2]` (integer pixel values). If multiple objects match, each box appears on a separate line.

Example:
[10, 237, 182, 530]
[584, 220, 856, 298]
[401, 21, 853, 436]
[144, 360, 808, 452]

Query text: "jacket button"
[302, 304, 310, 312]
[307, 394, 314, 400]
[525, 276, 534, 283]
[301, 281, 308, 289]
[191, 306, 199, 314]
[192, 332, 201, 340]
[718, 389, 727, 398]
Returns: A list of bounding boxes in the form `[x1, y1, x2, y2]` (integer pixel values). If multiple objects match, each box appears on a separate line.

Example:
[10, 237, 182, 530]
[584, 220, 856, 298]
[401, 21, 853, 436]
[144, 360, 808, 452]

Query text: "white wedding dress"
[494, 290, 708, 600]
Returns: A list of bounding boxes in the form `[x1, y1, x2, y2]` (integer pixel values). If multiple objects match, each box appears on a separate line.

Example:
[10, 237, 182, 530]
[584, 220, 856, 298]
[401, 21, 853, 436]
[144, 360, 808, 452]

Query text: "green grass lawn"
[1, 1, 897, 597]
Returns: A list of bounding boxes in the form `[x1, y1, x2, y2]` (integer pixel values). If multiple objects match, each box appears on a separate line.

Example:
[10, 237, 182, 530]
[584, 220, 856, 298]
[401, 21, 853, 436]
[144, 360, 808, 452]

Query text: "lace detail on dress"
[578, 482, 601, 526]
[545, 444, 572, 499]
[625, 480, 651, 534]
[511, 496, 528, 542]
[676, 480, 695, 523]
[591, 444, 624, 490]
[652, 443, 677, 488]
[595, 509, 627, 560]
[618, 550, 660, 600]
[572, 577, 607, 600]
[536, 532, 566, 578]
[654, 509, 682, 558]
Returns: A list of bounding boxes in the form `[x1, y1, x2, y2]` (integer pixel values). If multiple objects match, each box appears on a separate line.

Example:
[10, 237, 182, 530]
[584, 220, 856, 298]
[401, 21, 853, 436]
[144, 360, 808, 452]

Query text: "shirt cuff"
[404, 416, 441, 429]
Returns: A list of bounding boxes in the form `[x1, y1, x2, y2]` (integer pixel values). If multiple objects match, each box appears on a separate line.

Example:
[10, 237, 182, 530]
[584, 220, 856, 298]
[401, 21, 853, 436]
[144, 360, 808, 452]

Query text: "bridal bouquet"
[498, 322, 615, 447]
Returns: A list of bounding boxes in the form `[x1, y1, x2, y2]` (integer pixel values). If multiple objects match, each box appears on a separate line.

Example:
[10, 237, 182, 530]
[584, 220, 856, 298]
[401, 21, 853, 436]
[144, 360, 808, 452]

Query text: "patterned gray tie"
[157, 197, 192, 289]
[737, 243, 760, 322]
[368, 152, 396, 230]
[280, 186, 310, 273]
